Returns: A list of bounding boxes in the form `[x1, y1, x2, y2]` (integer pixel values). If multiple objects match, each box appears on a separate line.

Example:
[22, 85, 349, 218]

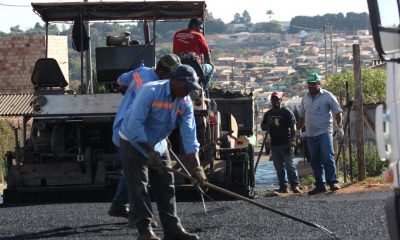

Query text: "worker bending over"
[119, 64, 207, 240]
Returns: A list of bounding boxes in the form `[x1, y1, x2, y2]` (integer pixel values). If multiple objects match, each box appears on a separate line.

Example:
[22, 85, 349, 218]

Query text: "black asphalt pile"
[0, 190, 390, 240]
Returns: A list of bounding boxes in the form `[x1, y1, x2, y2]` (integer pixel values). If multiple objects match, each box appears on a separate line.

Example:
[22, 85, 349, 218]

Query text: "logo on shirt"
[273, 117, 280, 127]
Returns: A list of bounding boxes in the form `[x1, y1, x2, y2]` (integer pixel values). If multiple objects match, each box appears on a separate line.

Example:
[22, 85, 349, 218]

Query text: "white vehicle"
[367, 0, 400, 239]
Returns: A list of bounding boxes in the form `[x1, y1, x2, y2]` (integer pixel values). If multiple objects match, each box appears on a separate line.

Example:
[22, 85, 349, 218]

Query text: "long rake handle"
[254, 133, 268, 174]
[163, 165, 337, 239]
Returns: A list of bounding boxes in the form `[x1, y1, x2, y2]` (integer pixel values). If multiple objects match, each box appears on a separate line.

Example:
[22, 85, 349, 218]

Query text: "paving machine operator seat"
[31, 58, 68, 94]
[177, 52, 206, 89]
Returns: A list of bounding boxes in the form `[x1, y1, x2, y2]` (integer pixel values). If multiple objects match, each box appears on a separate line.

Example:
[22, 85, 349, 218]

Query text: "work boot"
[137, 230, 160, 240]
[163, 229, 199, 240]
[291, 186, 302, 194]
[108, 202, 128, 218]
[276, 187, 289, 193]
[307, 186, 327, 195]
[128, 218, 158, 228]
[329, 183, 341, 191]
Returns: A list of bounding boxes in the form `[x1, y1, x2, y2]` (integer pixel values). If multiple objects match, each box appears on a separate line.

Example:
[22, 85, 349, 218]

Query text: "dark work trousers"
[120, 139, 183, 234]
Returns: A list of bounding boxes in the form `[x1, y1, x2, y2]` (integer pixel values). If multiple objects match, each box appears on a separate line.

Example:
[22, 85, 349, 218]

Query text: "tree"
[324, 69, 386, 104]
[288, 12, 370, 33]
[9, 25, 23, 35]
[205, 18, 227, 34]
[266, 10, 274, 22]
[253, 21, 281, 33]
[242, 10, 252, 26]
[34, 22, 44, 30]
[232, 13, 241, 23]
[205, 10, 227, 34]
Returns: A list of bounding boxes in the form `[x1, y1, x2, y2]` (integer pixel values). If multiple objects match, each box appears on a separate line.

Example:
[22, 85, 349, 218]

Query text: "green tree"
[9, 25, 23, 35]
[0, 120, 14, 182]
[242, 10, 252, 26]
[266, 10, 274, 22]
[288, 12, 370, 34]
[324, 69, 386, 104]
[232, 13, 241, 23]
[205, 10, 227, 34]
[253, 21, 281, 33]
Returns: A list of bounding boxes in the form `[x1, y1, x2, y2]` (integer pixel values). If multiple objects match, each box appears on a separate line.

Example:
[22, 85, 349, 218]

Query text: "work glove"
[190, 166, 207, 187]
[334, 124, 344, 140]
[147, 151, 164, 174]
[288, 138, 297, 148]
[295, 130, 305, 139]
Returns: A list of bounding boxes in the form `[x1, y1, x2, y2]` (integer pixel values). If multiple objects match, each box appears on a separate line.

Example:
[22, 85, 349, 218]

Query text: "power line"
[0, 3, 30, 7]
[288, 24, 323, 31]
[0, 0, 65, 8]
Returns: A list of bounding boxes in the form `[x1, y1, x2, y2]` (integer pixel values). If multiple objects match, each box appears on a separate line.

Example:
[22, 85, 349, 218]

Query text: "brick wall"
[0, 35, 68, 94]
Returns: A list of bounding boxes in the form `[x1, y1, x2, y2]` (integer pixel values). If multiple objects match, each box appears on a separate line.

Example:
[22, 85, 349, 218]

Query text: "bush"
[0, 120, 15, 182]
[300, 174, 315, 186]
[337, 141, 388, 179]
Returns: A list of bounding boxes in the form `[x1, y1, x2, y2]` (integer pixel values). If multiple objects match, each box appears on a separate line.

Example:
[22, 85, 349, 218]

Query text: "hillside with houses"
[205, 28, 376, 130]
[0, 11, 377, 143]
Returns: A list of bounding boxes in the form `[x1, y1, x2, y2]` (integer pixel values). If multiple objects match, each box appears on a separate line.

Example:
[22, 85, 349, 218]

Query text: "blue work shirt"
[112, 67, 159, 147]
[299, 88, 342, 137]
[120, 80, 200, 157]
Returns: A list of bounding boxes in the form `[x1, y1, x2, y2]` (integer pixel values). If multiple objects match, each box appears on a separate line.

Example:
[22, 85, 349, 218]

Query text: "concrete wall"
[0, 35, 68, 94]
[47, 35, 69, 83]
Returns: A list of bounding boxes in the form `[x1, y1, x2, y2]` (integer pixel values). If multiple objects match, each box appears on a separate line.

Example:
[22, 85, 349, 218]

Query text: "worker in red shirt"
[173, 18, 214, 93]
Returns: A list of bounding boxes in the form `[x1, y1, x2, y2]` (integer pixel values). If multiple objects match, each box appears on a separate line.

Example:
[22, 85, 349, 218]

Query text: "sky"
[0, 0, 369, 33]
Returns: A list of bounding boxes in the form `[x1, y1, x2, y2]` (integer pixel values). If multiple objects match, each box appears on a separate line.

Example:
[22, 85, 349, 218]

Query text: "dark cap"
[173, 64, 202, 91]
[271, 91, 283, 99]
[188, 18, 203, 28]
[157, 54, 181, 69]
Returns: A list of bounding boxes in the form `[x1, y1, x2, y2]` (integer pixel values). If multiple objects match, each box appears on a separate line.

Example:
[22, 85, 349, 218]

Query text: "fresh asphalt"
[0, 189, 391, 240]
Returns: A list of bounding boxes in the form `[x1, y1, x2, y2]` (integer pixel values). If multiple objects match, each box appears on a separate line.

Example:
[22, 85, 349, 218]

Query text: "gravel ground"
[0, 190, 391, 240]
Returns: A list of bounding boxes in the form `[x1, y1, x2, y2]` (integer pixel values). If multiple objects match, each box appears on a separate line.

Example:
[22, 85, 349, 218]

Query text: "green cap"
[158, 54, 181, 69]
[307, 72, 320, 83]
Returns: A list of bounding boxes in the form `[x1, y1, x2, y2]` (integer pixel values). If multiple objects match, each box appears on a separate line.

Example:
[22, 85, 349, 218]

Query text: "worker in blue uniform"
[108, 54, 181, 226]
[119, 64, 206, 240]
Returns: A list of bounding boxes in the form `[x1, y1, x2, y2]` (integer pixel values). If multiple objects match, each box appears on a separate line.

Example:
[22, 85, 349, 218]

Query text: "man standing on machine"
[173, 18, 214, 91]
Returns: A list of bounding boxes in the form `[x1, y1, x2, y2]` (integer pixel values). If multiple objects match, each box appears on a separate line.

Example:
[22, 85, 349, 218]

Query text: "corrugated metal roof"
[0, 94, 33, 116]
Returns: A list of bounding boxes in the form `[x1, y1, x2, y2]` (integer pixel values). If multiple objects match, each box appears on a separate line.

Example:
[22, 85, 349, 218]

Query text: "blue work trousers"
[306, 133, 339, 187]
[271, 145, 300, 188]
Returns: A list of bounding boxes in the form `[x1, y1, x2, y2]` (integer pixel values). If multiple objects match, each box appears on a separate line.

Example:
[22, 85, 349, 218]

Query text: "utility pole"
[231, 58, 235, 81]
[323, 26, 328, 78]
[84, 0, 93, 94]
[353, 44, 366, 181]
[335, 45, 338, 73]
[329, 24, 334, 74]
[229, 58, 235, 92]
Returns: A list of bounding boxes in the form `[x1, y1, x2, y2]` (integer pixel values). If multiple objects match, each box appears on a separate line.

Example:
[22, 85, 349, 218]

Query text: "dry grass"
[337, 178, 390, 194]
[263, 177, 391, 197]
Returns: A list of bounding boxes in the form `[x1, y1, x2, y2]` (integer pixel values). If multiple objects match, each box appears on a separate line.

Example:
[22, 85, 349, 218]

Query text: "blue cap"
[173, 64, 202, 91]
